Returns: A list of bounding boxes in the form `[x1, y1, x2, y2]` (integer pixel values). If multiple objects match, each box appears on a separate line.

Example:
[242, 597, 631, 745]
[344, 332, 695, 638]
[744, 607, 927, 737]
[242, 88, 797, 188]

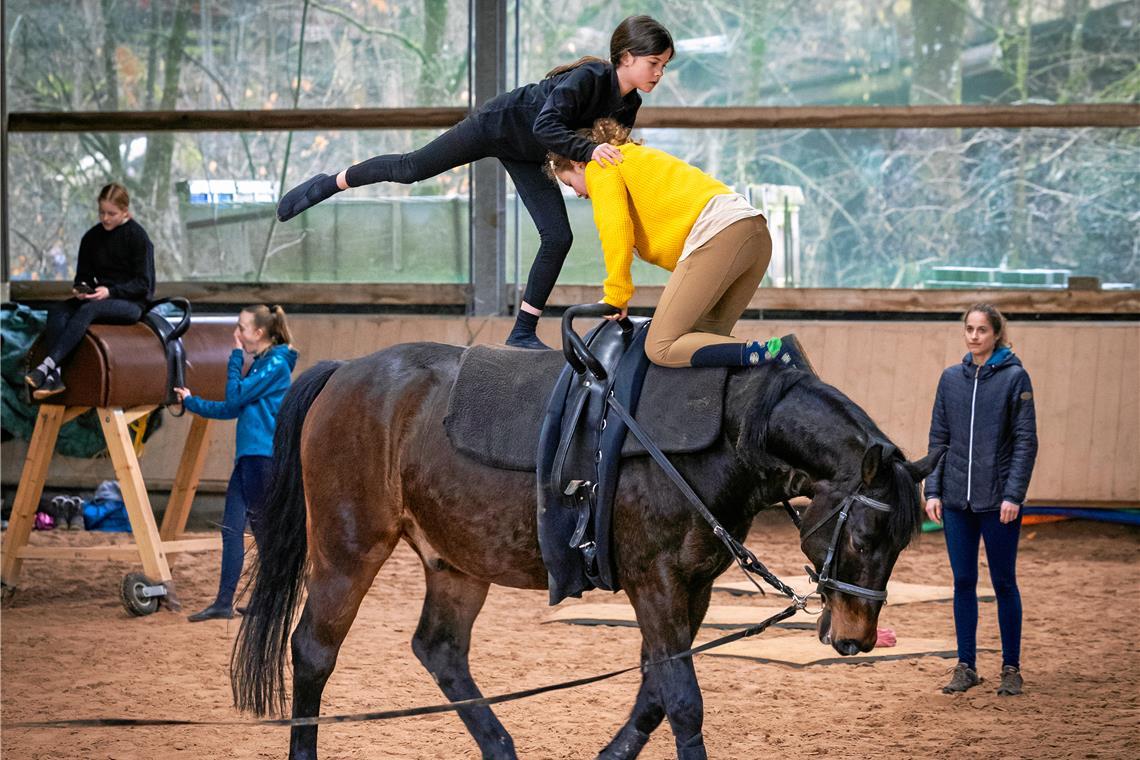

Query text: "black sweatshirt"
[74, 218, 155, 303]
[475, 61, 642, 163]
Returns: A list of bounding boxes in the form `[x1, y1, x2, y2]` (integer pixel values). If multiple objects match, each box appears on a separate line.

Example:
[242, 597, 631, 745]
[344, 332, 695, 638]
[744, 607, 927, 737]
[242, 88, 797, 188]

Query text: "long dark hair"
[964, 302, 1010, 349]
[546, 15, 674, 78]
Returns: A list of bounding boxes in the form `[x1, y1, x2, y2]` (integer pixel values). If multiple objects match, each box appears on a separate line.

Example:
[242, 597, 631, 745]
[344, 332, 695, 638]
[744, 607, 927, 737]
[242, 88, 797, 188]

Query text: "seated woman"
[546, 119, 810, 370]
[25, 183, 155, 399]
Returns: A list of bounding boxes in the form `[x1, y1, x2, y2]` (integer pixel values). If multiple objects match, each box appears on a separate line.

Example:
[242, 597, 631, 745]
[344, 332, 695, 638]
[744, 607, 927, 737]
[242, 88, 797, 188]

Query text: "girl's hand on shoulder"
[924, 498, 942, 525]
[999, 500, 1020, 524]
[173, 387, 192, 402]
[592, 143, 622, 168]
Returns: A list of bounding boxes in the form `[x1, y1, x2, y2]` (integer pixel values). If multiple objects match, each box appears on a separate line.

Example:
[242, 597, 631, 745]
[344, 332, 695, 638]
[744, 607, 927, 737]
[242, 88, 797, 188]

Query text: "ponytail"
[545, 55, 608, 79]
[244, 304, 294, 348]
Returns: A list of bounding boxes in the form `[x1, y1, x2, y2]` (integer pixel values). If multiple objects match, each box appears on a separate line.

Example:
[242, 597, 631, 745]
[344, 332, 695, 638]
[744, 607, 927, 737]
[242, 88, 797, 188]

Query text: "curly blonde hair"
[544, 118, 642, 182]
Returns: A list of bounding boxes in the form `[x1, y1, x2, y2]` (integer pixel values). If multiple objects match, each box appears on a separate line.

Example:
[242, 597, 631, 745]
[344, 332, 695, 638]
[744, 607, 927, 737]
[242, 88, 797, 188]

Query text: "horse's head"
[795, 443, 945, 655]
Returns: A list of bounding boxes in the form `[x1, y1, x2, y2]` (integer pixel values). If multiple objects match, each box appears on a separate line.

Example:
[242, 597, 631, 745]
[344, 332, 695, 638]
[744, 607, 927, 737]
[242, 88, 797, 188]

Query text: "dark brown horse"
[231, 342, 942, 760]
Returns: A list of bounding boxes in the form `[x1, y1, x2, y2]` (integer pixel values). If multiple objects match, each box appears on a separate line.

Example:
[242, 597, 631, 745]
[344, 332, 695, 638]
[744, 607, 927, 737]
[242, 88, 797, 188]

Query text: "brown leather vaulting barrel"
[26, 316, 237, 408]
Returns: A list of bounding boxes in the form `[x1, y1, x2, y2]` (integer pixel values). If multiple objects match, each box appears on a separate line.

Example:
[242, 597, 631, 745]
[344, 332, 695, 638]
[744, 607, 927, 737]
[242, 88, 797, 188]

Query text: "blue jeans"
[943, 507, 1023, 669]
[214, 455, 273, 607]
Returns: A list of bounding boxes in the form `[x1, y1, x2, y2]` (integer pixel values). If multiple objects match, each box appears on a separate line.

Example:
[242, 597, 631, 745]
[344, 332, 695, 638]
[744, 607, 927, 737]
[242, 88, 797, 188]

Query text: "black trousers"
[345, 117, 572, 311]
[42, 297, 144, 366]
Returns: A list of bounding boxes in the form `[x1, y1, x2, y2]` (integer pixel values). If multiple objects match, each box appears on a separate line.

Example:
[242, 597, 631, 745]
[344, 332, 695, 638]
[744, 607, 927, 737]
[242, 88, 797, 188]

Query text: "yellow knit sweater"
[585, 142, 731, 308]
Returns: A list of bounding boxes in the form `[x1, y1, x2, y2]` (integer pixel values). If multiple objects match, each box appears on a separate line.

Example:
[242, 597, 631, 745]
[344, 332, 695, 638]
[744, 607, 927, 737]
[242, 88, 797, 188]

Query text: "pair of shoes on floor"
[49, 495, 85, 530]
[29, 370, 66, 400]
[941, 662, 983, 693]
[187, 602, 235, 622]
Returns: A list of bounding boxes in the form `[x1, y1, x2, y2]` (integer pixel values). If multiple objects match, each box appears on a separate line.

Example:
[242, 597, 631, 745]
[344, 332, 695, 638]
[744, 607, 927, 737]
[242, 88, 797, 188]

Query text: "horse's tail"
[230, 360, 342, 718]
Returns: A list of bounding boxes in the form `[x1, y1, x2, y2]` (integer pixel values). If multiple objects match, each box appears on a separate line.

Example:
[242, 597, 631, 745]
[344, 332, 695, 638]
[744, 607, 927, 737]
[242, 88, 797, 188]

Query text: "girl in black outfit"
[277, 15, 674, 349]
[25, 183, 155, 399]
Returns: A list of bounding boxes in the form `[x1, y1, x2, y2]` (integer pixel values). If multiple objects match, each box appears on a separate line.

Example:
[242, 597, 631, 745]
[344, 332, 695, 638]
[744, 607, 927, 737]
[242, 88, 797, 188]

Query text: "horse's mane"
[741, 367, 922, 546]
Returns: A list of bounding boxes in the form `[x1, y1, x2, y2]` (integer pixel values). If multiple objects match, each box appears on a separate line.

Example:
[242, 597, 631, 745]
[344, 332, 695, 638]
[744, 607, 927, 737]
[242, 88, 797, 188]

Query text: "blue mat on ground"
[1023, 507, 1140, 526]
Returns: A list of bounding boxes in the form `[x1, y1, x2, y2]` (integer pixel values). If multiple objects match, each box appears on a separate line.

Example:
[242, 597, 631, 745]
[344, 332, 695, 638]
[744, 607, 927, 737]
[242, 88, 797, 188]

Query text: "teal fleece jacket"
[183, 344, 298, 459]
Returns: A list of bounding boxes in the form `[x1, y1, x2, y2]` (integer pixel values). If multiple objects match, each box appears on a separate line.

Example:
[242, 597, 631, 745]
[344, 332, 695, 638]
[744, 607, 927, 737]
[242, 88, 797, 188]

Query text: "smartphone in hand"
[74, 281, 95, 295]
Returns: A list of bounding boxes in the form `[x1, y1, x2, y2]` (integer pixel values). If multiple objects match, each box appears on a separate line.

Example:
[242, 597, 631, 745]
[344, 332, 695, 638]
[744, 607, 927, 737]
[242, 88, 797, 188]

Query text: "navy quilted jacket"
[925, 348, 1038, 511]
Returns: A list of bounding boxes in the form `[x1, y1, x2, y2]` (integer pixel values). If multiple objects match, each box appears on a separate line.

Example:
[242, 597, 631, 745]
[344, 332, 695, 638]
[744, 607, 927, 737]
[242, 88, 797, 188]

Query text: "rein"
[8, 603, 801, 730]
[605, 393, 811, 608]
[607, 392, 893, 606]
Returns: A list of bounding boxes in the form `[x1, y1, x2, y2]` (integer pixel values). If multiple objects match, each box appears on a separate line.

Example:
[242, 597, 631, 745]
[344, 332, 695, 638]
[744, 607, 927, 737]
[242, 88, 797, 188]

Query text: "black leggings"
[344, 117, 572, 311]
[42, 298, 144, 366]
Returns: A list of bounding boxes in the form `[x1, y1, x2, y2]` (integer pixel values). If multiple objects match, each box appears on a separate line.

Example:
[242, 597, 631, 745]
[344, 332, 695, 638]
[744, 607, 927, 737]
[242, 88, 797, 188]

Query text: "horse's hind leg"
[289, 529, 401, 760]
[411, 556, 516, 759]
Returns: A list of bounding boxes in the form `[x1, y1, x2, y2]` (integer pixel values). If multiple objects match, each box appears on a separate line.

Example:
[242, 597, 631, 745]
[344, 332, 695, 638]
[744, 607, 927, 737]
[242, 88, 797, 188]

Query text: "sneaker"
[941, 663, 982, 693]
[276, 173, 341, 222]
[505, 329, 551, 350]
[187, 602, 234, 622]
[996, 665, 1023, 696]
[67, 496, 86, 530]
[49, 495, 71, 530]
[25, 367, 47, 389]
[32, 371, 66, 400]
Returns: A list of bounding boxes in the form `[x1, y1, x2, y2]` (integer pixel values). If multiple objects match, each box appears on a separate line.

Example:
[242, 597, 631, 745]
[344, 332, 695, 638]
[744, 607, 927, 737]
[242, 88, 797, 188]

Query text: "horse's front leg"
[618, 586, 709, 760]
[597, 662, 665, 759]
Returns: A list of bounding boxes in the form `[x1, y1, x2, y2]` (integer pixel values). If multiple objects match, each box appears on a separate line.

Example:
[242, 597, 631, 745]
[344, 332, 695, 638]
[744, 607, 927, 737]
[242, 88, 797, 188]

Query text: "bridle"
[606, 389, 896, 610]
[798, 492, 893, 603]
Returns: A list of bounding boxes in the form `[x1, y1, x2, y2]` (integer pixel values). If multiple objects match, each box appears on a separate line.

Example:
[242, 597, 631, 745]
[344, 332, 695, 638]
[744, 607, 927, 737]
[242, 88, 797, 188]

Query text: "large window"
[515, 0, 1139, 107]
[6, 0, 472, 284]
[5, 0, 1138, 292]
[509, 126, 1138, 290]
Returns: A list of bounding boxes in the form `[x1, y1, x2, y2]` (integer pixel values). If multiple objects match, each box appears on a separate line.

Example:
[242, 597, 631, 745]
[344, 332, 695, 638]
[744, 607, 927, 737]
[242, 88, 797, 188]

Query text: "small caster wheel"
[120, 572, 165, 616]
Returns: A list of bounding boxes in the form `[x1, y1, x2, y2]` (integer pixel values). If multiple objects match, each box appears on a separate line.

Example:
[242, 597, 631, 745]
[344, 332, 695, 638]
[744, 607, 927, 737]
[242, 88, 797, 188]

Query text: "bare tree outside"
[5, 0, 1138, 288]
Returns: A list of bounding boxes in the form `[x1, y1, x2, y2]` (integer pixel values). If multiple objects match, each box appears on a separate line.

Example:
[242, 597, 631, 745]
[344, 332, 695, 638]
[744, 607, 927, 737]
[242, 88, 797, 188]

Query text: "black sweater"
[74, 218, 155, 303]
[475, 61, 642, 163]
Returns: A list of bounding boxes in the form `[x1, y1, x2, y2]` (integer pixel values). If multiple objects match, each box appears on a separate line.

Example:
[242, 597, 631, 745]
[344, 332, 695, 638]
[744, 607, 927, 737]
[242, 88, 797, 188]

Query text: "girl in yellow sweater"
[547, 119, 812, 370]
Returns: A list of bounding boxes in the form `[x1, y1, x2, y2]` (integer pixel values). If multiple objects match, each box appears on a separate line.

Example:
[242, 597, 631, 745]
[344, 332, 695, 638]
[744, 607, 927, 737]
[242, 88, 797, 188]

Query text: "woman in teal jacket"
[175, 305, 298, 622]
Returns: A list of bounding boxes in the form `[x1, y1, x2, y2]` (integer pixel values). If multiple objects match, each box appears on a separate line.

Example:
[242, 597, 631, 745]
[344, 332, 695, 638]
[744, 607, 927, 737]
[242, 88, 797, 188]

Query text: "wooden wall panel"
[4, 316, 1136, 506]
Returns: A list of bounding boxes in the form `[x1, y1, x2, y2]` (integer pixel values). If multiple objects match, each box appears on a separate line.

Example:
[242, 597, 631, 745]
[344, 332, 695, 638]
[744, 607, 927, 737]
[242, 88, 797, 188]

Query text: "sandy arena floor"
[1, 512, 1137, 759]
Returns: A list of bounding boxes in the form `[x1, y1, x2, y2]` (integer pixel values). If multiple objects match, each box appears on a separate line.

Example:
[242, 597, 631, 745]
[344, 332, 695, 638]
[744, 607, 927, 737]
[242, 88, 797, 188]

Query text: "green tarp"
[1, 303, 161, 458]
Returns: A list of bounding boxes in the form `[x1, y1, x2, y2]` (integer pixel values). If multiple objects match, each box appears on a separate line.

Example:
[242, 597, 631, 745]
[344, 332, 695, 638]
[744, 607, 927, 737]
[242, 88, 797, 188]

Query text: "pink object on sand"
[876, 627, 897, 647]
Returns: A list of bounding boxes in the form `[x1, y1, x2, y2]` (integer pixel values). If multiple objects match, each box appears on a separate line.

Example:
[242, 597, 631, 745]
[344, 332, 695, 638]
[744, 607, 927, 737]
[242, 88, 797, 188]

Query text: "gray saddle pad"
[443, 345, 726, 471]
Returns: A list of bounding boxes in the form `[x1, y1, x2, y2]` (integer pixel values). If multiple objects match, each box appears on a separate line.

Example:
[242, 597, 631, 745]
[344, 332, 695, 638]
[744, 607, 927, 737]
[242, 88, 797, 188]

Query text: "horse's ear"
[783, 466, 814, 497]
[904, 446, 947, 483]
[861, 444, 884, 487]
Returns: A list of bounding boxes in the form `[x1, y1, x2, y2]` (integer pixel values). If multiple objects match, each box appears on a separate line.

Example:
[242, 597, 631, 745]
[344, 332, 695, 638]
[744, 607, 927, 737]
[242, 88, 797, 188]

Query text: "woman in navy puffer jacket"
[925, 303, 1037, 697]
